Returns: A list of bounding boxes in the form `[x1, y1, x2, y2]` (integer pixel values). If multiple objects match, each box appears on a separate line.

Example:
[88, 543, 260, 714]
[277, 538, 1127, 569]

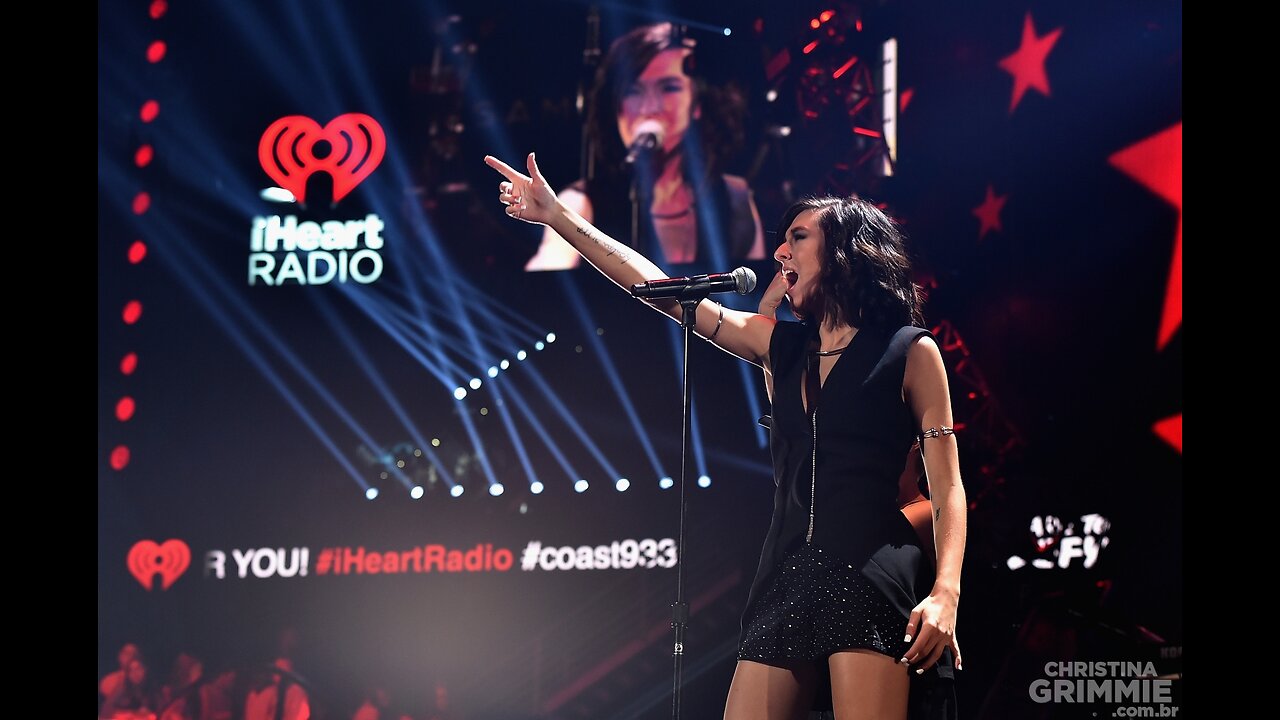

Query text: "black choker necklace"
[811, 344, 848, 357]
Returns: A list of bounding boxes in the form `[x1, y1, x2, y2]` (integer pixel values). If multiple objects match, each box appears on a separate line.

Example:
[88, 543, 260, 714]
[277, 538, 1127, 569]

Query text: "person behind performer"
[99, 657, 156, 719]
[244, 658, 310, 720]
[100, 642, 142, 702]
[486, 152, 965, 718]
[156, 651, 204, 720]
[523, 21, 765, 272]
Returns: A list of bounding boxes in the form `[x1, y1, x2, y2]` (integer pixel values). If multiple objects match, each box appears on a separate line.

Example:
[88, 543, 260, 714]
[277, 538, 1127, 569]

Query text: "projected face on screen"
[522, 22, 766, 272]
[616, 48, 699, 155]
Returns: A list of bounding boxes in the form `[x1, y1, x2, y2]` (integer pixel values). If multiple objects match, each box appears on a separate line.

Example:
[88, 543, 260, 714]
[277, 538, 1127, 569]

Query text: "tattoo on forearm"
[578, 225, 632, 265]
[935, 507, 942, 522]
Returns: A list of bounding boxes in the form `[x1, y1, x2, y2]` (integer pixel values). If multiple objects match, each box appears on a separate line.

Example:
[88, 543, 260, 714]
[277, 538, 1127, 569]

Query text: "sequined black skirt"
[738, 542, 910, 664]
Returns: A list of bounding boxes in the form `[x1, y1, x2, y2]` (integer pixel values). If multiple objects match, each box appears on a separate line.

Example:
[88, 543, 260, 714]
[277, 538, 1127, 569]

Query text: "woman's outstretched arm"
[485, 152, 776, 367]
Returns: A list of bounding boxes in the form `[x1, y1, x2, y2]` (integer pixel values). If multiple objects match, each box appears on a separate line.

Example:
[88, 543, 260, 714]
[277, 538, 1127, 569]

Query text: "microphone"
[631, 267, 758, 300]
[625, 120, 665, 164]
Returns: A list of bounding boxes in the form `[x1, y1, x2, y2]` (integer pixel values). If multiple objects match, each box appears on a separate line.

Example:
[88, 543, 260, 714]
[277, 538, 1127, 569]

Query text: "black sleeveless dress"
[738, 321, 957, 718]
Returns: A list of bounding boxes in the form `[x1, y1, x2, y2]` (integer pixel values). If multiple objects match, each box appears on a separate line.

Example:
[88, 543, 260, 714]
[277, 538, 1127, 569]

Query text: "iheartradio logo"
[258, 114, 386, 205]
[127, 539, 191, 591]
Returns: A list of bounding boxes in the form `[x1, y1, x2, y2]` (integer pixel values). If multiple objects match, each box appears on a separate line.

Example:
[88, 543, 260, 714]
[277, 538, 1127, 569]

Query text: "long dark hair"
[776, 196, 924, 330]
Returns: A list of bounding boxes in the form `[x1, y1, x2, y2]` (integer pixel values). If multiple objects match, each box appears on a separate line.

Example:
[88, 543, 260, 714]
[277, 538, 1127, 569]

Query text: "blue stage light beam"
[316, 291, 458, 490]
[558, 274, 665, 479]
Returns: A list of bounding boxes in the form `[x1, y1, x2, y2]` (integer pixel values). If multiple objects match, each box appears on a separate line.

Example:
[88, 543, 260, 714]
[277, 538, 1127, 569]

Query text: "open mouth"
[782, 269, 798, 287]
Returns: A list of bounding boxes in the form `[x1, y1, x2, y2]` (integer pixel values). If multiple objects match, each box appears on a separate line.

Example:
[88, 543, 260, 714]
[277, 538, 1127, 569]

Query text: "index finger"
[484, 155, 529, 183]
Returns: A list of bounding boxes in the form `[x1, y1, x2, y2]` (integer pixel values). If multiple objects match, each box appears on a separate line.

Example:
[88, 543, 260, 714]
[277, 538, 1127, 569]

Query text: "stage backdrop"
[99, 1, 1182, 718]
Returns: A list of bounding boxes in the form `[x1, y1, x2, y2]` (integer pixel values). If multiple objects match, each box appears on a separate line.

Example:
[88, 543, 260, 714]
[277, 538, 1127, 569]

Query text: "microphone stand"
[670, 289, 704, 720]
[579, 5, 600, 183]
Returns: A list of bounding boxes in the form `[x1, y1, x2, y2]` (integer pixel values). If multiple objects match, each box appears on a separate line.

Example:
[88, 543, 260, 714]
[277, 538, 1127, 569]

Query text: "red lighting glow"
[134, 145, 154, 167]
[820, 10, 835, 22]
[128, 241, 148, 264]
[123, 301, 143, 325]
[132, 192, 151, 215]
[140, 100, 160, 123]
[146, 41, 166, 63]
[117, 397, 136, 422]
[121, 353, 139, 376]
[110, 445, 131, 471]
[856, 19, 863, 32]
[811, 19, 820, 29]
[833, 56, 858, 79]
[853, 127, 882, 138]
[803, 40, 819, 54]
[149, 0, 167, 19]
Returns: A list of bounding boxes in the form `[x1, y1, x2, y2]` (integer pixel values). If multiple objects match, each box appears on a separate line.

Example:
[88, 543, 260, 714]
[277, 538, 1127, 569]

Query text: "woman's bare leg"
[828, 649, 910, 720]
[723, 659, 818, 720]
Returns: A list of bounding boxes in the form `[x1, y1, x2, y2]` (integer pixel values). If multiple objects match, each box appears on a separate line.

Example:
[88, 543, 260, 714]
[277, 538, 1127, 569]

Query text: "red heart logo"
[258, 114, 386, 205]
[127, 539, 191, 591]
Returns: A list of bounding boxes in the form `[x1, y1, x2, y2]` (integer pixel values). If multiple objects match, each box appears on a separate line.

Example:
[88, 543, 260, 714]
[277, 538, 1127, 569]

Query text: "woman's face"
[616, 48, 697, 155]
[775, 208, 826, 315]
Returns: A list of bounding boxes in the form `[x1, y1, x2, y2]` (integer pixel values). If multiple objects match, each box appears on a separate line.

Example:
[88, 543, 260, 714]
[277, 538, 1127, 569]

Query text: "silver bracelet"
[918, 426, 956, 440]
[706, 302, 724, 342]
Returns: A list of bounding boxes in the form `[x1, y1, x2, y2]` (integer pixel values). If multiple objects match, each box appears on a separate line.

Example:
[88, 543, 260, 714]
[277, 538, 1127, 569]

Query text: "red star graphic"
[998, 12, 1064, 113]
[973, 184, 1008, 239]
[1152, 414, 1181, 454]
[1108, 123, 1182, 350]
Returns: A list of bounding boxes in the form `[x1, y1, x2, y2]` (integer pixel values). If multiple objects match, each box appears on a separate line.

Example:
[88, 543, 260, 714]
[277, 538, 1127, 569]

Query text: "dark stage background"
[98, 1, 1182, 718]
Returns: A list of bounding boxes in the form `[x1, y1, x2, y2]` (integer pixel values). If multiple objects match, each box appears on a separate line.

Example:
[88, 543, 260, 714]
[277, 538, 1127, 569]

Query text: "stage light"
[411, 485, 424, 499]
[116, 397, 136, 421]
[110, 445, 131, 471]
[616, 478, 630, 492]
[487, 366, 499, 378]
[723, 27, 732, 36]
[698, 475, 712, 488]
[396, 459, 405, 468]
[517, 350, 528, 360]
[431, 438, 441, 447]
[469, 378, 482, 389]
[574, 479, 589, 493]
[128, 241, 147, 264]
[413, 448, 423, 457]
[546, 332, 557, 343]
[365, 488, 379, 500]
[120, 352, 138, 375]
[451, 485, 464, 497]
[500, 359, 511, 370]
[766, 89, 778, 102]
[530, 481, 544, 494]
[490, 483, 505, 496]
[535, 341, 545, 351]
[454, 387, 467, 400]
[659, 477, 674, 489]
[480, 407, 489, 416]
[379, 472, 388, 480]
[259, 187, 297, 203]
